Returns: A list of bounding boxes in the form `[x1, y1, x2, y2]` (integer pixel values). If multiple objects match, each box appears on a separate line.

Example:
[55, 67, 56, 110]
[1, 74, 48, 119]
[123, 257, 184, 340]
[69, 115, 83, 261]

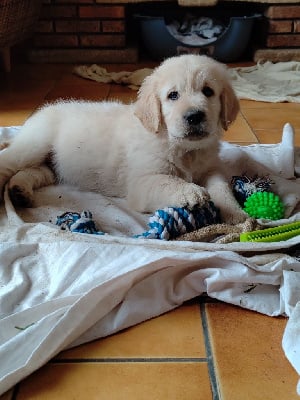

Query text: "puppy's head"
[135, 55, 239, 148]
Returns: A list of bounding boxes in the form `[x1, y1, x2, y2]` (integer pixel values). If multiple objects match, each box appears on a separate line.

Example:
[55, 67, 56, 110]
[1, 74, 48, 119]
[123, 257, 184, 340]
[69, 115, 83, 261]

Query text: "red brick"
[55, 20, 79, 32]
[268, 20, 293, 33]
[35, 20, 54, 33]
[55, 20, 101, 32]
[41, 5, 77, 19]
[80, 34, 125, 47]
[79, 5, 125, 19]
[294, 20, 300, 33]
[28, 47, 138, 63]
[55, 0, 94, 3]
[34, 34, 79, 47]
[94, 0, 138, 3]
[102, 20, 125, 33]
[265, 6, 300, 19]
[266, 34, 300, 47]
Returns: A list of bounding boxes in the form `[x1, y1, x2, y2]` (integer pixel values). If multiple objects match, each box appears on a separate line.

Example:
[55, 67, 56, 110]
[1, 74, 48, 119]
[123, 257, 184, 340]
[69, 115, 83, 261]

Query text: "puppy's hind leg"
[8, 165, 55, 207]
[0, 113, 55, 201]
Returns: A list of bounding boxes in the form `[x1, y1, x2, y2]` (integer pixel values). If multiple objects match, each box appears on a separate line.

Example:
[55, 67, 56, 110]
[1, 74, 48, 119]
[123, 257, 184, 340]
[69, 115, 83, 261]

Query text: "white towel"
[229, 61, 300, 103]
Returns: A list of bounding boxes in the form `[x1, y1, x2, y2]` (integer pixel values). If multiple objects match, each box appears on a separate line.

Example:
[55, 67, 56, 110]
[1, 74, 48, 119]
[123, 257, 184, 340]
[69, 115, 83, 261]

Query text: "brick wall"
[28, 0, 138, 63]
[253, 4, 300, 62]
[265, 5, 300, 48]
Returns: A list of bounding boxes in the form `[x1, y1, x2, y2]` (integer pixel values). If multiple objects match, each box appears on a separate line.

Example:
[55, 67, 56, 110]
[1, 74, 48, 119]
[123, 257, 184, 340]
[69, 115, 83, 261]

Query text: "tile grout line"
[51, 357, 208, 363]
[239, 109, 260, 144]
[200, 302, 221, 400]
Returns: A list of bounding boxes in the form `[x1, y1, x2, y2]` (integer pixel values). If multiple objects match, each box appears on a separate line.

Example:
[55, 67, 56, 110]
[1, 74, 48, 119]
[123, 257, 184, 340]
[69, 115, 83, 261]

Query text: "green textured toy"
[243, 191, 285, 220]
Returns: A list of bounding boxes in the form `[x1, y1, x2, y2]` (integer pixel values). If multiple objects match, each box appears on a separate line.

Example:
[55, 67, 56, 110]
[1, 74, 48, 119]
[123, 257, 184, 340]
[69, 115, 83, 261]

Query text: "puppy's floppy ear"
[220, 80, 240, 130]
[134, 74, 162, 134]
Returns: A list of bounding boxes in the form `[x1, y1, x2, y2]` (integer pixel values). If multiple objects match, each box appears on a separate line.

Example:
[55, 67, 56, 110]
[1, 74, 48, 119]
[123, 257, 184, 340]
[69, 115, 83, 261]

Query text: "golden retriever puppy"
[0, 54, 247, 224]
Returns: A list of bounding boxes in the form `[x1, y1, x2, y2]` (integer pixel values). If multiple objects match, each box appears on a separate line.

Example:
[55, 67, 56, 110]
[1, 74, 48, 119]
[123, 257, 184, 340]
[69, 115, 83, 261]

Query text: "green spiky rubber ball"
[243, 192, 285, 220]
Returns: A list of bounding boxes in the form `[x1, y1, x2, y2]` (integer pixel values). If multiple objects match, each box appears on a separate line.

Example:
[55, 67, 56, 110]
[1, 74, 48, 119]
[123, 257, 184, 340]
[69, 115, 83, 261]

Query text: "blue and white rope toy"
[56, 210, 104, 235]
[55, 202, 219, 241]
[231, 174, 273, 205]
[135, 201, 220, 240]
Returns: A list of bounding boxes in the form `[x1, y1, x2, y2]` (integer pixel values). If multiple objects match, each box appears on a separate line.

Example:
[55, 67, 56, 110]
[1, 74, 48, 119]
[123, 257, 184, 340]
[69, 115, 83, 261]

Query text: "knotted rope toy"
[135, 201, 220, 240]
[56, 210, 104, 235]
[232, 174, 285, 220]
[231, 174, 273, 205]
[178, 218, 259, 244]
[56, 203, 220, 241]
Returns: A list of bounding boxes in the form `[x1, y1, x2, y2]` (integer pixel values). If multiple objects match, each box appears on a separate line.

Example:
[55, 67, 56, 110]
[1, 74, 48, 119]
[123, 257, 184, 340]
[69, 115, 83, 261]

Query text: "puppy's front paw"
[171, 183, 210, 209]
[221, 207, 248, 225]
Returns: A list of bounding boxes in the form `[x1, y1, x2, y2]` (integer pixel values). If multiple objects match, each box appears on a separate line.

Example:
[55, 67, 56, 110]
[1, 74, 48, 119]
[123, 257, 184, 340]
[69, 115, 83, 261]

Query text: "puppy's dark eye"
[202, 86, 214, 97]
[168, 91, 180, 101]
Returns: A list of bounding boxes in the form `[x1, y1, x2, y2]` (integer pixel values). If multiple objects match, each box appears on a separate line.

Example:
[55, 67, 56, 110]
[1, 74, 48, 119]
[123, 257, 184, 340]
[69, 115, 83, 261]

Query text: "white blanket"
[1, 124, 300, 395]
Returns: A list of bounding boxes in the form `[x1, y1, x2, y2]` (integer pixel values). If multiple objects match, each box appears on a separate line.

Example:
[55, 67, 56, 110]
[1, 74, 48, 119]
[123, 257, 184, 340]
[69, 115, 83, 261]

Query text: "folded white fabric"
[283, 302, 300, 395]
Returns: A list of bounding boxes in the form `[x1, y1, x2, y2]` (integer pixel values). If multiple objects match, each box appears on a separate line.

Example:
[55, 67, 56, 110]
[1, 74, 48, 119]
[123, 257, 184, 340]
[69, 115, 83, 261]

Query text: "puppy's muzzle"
[184, 110, 207, 138]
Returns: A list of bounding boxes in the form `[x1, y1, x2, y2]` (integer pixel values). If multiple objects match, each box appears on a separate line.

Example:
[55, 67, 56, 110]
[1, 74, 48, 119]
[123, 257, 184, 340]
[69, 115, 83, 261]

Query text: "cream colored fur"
[0, 55, 247, 223]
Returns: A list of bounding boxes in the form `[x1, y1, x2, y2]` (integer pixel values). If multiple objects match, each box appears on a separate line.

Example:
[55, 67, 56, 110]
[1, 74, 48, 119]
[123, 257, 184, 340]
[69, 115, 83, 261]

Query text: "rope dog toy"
[135, 201, 220, 240]
[231, 174, 273, 205]
[56, 203, 220, 241]
[56, 210, 104, 235]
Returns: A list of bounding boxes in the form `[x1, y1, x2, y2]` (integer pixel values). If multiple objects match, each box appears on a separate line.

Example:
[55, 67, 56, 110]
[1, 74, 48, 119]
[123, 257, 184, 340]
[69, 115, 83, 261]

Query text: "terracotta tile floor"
[0, 61, 300, 400]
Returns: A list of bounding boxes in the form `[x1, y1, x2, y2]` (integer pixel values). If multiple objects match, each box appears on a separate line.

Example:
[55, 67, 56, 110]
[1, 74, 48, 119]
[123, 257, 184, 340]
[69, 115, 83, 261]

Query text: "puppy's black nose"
[184, 110, 205, 126]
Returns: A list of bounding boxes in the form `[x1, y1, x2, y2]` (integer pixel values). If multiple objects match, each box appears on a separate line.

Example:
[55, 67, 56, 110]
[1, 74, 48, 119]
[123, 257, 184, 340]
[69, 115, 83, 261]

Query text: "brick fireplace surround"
[28, 1, 300, 63]
[29, 1, 137, 63]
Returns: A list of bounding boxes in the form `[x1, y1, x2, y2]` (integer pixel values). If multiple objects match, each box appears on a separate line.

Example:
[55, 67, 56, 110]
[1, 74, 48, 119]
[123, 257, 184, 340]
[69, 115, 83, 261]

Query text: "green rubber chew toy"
[243, 192, 285, 220]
